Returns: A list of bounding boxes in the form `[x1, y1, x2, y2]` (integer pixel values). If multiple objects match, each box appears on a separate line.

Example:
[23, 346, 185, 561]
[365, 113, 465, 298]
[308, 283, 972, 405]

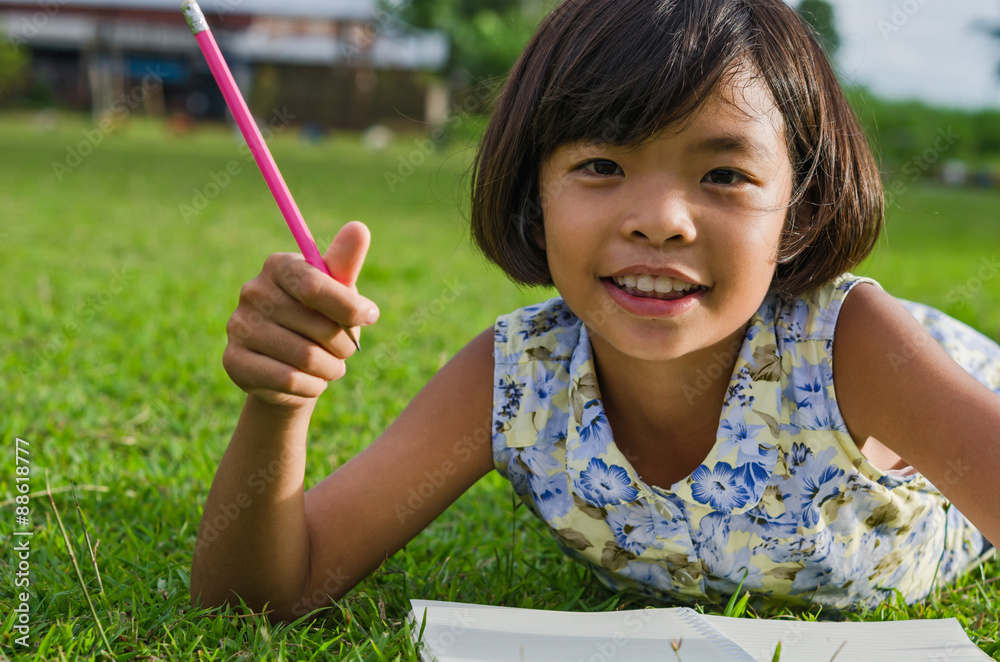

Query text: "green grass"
[0, 112, 998, 661]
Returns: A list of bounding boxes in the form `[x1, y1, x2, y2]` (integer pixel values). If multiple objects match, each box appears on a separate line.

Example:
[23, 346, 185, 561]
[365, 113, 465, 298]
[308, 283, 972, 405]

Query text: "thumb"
[323, 221, 371, 288]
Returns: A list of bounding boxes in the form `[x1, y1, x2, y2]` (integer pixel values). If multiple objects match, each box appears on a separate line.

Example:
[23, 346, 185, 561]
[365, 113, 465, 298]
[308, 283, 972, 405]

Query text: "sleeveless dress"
[491, 273, 1000, 611]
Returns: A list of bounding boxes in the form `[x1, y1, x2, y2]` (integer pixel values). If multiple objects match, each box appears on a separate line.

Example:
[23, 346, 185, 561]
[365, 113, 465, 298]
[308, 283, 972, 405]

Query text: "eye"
[703, 169, 748, 185]
[579, 159, 623, 176]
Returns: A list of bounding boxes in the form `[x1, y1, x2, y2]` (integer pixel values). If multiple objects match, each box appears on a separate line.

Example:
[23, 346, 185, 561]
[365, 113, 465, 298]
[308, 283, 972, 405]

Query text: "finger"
[239, 267, 361, 354]
[236, 316, 350, 380]
[273, 258, 379, 329]
[323, 221, 371, 288]
[263, 297, 360, 359]
[223, 343, 335, 399]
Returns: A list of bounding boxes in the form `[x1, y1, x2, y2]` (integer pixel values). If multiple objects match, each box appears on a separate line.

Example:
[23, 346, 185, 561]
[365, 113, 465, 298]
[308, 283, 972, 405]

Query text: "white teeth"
[613, 274, 700, 292]
[636, 275, 655, 292]
[653, 276, 673, 293]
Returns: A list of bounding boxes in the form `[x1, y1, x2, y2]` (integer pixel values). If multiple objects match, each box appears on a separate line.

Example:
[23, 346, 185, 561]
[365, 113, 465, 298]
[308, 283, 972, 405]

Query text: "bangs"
[533, 0, 755, 156]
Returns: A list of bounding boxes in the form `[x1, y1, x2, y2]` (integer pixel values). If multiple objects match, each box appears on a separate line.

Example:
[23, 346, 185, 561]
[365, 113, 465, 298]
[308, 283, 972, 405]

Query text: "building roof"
[0, 0, 379, 20]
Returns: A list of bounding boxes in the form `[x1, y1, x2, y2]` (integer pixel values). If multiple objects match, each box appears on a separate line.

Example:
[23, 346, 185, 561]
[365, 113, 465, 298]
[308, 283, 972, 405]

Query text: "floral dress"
[491, 273, 1000, 610]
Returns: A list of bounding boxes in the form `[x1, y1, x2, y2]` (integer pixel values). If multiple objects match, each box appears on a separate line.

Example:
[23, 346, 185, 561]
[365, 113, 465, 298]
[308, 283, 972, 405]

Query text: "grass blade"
[45, 471, 115, 658]
[71, 481, 105, 594]
[723, 568, 751, 618]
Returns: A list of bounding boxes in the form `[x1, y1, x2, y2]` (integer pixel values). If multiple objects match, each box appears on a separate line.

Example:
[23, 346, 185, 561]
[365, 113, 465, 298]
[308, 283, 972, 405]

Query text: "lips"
[601, 275, 707, 318]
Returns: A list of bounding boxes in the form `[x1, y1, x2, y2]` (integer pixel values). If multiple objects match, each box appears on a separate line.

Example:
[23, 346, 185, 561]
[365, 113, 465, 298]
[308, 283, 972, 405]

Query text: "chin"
[587, 322, 705, 363]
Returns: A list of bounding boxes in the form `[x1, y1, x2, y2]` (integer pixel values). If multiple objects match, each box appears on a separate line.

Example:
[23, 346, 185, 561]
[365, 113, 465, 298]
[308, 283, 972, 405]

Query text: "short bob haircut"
[471, 0, 884, 298]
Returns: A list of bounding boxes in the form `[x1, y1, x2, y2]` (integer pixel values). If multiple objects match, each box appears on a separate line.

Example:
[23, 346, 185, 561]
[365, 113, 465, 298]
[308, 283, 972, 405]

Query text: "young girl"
[190, 0, 1000, 619]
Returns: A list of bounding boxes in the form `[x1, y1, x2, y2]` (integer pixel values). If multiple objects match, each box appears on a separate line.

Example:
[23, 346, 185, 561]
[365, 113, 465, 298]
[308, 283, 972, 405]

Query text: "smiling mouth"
[606, 276, 708, 301]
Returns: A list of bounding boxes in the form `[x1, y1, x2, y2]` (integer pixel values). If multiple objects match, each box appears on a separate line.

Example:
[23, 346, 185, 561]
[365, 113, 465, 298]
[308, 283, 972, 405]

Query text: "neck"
[589, 322, 749, 445]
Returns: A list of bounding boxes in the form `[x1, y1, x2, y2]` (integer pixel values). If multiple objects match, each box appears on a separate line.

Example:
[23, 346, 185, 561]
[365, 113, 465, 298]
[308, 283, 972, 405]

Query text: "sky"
[806, 0, 1000, 109]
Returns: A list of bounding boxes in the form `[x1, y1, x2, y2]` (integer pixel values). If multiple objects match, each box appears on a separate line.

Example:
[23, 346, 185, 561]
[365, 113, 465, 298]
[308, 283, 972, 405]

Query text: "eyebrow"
[686, 134, 774, 160]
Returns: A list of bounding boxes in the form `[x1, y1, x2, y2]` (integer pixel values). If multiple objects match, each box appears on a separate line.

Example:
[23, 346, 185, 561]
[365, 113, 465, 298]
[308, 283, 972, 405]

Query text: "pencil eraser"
[181, 0, 208, 34]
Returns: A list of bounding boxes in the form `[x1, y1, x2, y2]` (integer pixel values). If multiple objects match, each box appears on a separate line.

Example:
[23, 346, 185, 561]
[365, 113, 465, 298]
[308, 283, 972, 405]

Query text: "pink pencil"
[181, 0, 361, 350]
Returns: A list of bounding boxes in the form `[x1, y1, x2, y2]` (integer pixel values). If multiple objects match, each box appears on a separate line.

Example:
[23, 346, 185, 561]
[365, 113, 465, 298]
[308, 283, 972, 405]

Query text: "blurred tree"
[797, 0, 840, 59]
[395, 0, 550, 87]
[0, 40, 28, 101]
[991, 24, 1000, 79]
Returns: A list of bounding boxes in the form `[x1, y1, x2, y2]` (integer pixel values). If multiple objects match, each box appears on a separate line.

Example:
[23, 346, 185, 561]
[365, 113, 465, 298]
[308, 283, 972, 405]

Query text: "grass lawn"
[1, 112, 999, 661]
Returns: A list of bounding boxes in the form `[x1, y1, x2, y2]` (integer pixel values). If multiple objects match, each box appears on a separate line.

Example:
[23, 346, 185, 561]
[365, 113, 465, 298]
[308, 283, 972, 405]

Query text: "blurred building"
[0, 0, 450, 129]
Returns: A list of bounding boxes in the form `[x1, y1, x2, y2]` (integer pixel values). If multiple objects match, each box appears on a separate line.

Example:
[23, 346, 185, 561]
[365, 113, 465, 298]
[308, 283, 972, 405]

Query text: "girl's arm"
[833, 283, 1000, 546]
[190, 223, 495, 621]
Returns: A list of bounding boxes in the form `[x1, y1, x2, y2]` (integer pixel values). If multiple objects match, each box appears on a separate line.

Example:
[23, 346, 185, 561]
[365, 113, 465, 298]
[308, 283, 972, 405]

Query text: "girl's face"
[537, 71, 794, 365]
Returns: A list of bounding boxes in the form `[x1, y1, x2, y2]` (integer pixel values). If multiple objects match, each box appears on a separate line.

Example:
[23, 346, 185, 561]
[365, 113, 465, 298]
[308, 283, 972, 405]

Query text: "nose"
[619, 179, 697, 247]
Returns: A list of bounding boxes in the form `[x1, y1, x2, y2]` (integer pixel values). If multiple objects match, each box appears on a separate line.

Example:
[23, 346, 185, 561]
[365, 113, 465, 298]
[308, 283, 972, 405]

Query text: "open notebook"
[408, 599, 992, 661]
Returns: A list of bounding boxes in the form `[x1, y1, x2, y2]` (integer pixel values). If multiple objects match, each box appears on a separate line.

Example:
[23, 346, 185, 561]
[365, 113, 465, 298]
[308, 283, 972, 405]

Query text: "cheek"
[722, 215, 786, 282]
[742, 212, 786, 253]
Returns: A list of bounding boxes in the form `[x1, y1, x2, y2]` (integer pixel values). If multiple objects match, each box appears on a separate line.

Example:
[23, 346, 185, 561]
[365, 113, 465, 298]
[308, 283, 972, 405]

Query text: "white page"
[701, 613, 992, 662]
[409, 600, 753, 662]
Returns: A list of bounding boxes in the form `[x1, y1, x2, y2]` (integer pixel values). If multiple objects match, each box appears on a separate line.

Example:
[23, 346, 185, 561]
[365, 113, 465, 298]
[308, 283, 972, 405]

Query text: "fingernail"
[364, 305, 380, 325]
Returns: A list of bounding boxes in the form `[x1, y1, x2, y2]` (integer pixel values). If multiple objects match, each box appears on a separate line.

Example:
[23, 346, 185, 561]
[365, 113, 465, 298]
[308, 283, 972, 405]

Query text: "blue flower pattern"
[691, 462, 750, 512]
[491, 274, 999, 610]
[578, 457, 639, 506]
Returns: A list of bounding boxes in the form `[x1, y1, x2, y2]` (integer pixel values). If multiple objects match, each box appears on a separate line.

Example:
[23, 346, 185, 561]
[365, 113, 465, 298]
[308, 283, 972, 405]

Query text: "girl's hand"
[222, 221, 379, 412]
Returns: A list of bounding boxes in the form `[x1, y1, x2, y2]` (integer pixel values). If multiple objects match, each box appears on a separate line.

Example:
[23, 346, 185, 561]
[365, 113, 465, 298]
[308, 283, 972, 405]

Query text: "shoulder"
[831, 281, 1000, 546]
[832, 279, 1000, 454]
[494, 296, 581, 365]
[832, 279, 942, 404]
[767, 273, 883, 343]
[831, 280, 923, 441]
